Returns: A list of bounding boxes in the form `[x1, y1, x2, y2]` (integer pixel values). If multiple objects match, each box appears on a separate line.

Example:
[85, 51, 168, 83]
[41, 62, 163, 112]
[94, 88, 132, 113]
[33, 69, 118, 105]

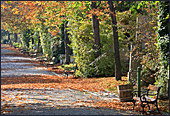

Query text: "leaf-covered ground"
[1, 44, 169, 115]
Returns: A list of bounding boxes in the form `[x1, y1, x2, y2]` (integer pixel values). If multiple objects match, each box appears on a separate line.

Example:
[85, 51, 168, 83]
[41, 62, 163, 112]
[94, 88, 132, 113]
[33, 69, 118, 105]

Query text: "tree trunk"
[32, 38, 34, 44]
[108, 1, 122, 80]
[31, 37, 34, 49]
[91, 1, 101, 58]
[7, 31, 11, 45]
[37, 37, 41, 52]
[14, 33, 17, 42]
[64, 22, 71, 64]
[60, 23, 65, 55]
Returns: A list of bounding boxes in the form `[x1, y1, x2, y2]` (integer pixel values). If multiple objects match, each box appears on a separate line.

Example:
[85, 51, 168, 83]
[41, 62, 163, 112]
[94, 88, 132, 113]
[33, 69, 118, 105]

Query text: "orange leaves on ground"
[1, 74, 128, 95]
[158, 99, 169, 113]
[93, 100, 138, 112]
[1, 99, 6, 101]
[1, 110, 13, 114]
[15, 96, 22, 100]
[89, 95, 93, 98]
[92, 99, 169, 115]
[18, 105, 25, 108]
[1, 44, 168, 114]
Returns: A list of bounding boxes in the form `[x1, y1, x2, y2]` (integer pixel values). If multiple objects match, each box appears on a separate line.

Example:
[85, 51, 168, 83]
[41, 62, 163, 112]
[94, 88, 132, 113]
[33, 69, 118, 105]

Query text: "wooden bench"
[29, 52, 38, 58]
[45, 57, 56, 67]
[63, 64, 78, 78]
[39, 57, 48, 64]
[14, 45, 17, 49]
[139, 84, 162, 114]
[23, 51, 29, 56]
[18, 48, 22, 51]
[20, 48, 30, 56]
[20, 49, 26, 53]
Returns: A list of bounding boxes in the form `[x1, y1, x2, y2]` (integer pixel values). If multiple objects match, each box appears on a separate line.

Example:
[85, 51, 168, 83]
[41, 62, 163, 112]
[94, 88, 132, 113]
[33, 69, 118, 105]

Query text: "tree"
[91, 1, 101, 58]
[131, 1, 169, 96]
[156, 1, 169, 97]
[108, 1, 121, 80]
[64, 21, 71, 64]
[14, 33, 18, 42]
[7, 31, 11, 45]
[22, 29, 33, 48]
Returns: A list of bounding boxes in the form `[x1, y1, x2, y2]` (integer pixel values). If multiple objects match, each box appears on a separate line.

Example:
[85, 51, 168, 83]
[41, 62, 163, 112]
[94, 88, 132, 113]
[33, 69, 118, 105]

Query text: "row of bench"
[16, 46, 78, 78]
[17, 47, 56, 67]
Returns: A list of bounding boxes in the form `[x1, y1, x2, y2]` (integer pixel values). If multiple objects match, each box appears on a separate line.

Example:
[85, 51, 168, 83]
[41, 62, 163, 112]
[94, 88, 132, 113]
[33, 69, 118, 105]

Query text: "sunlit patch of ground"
[1, 44, 169, 115]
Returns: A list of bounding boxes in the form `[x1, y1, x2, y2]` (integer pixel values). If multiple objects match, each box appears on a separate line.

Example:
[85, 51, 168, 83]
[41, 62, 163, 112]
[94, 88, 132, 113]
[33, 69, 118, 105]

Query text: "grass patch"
[58, 63, 76, 71]
[104, 77, 129, 94]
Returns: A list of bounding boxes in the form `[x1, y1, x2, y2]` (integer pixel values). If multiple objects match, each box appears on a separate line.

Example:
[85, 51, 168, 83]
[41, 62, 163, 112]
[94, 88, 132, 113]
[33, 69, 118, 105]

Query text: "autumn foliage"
[1, 1, 169, 115]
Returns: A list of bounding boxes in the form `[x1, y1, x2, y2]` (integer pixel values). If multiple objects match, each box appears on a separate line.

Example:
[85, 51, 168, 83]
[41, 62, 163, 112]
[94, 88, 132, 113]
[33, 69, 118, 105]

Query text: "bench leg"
[141, 102, 145, 114]
[65, 73, 68, 78]
[132, 100, 136, 110]
[147, 103, 150, 111]
[64, 72, 69, 78]
[73, 74, 76, 79]
[155, 101, 160, 113]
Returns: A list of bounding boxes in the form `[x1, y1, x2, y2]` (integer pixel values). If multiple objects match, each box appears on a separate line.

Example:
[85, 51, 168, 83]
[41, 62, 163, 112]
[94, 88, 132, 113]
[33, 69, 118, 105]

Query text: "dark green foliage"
[58, 23, 65, 54]
[89, 51, 115, 77]
[22, 29, 34, 48]
[156, 1, 169, 96]
[52, 23, 66, 63]
[157, 1, 169, 64]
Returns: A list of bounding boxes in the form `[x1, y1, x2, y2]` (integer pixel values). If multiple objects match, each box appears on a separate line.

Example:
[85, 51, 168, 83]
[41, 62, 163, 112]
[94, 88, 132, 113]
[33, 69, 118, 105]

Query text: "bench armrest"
[132, 91, 137, 97]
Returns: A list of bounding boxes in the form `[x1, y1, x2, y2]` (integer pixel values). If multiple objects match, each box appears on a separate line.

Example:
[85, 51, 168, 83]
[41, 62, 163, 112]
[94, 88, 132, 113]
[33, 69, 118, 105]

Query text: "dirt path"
[1, 44, 140, 115]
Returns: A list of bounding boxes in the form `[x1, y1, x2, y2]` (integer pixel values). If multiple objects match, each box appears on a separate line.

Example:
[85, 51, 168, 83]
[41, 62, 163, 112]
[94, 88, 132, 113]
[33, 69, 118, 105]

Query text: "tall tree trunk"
[108, 1, 122, 80]
[60, 23, 65, 55]
[64, 22, 71, 64]
[7, 31, 11, 45]
[31, 37, 34, 49]
[32, 38, 34, 44]
[91, 1, 101, 58]
[39, 23, 48, 55]
[37, 37, 41, 52]
[14, 33, 17, 42]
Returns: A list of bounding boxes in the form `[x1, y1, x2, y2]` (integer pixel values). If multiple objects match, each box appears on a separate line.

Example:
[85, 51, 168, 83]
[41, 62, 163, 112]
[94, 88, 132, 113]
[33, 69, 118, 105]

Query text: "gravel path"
[1, 49, 55, 77]
[1, 44, 139, 115]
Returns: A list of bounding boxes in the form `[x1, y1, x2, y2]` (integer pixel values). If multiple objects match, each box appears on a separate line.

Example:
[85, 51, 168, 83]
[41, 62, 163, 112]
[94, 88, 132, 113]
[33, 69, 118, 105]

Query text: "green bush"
[13, 42, 21, 48]
[155, 1, 169, 96]
[90, 51, 115, 77]
[67, 18, 117, 78]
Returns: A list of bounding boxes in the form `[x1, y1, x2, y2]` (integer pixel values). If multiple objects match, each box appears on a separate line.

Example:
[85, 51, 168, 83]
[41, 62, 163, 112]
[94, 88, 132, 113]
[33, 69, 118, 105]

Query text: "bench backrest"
[148, 84, 160, 91]
[147, 84, 162, 99]
[52, 57, 55, 61]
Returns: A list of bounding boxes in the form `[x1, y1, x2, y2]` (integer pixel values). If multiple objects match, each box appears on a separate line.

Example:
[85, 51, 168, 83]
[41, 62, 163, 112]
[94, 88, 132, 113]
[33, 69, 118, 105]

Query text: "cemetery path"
[1, 44, 140, 115]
